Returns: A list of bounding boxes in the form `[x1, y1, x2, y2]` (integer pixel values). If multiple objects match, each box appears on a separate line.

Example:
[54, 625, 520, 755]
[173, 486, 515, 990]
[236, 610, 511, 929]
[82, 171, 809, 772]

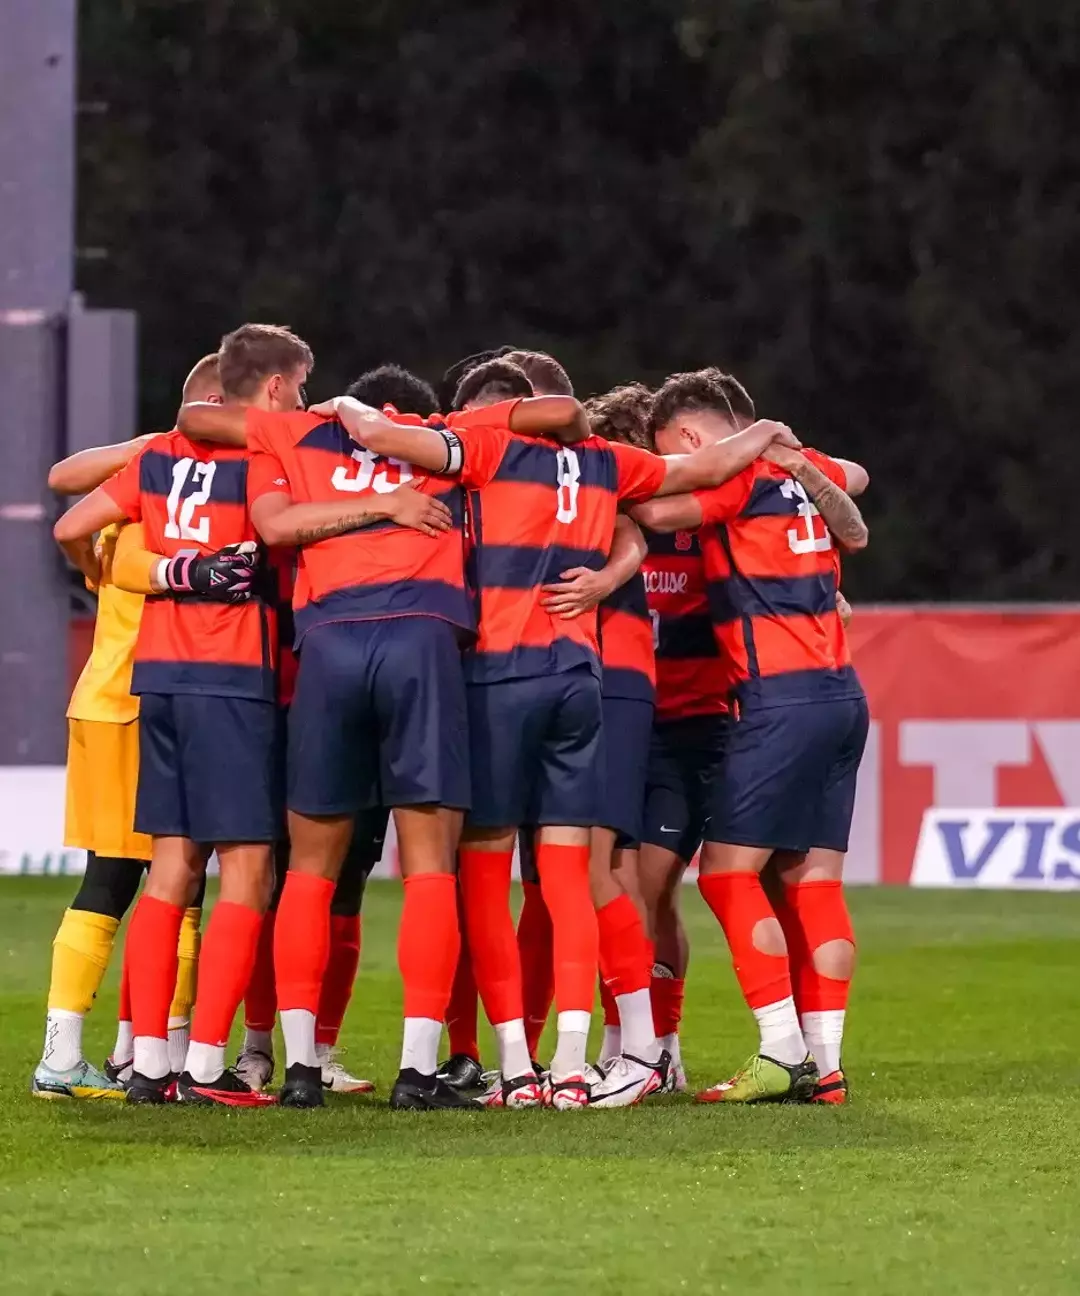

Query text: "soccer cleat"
[234, 1046, 274, 1094]
[812, 1069, 848, 1105]
[695, 1053, 819, 1105]
[665, 1057, 688, 1094]
[588, 1051, 670, 1109]
[436, 1053, 484, 1090]
[543, 1064, 602, 1111]
[279, 1063, 325, 1109]
[479, 1071, 545, 1109]
[31, 1059, 127, 1101]
[390, 1071, 482, 1111]
[177, 1068, 278, 1108]
[318, 1046, 375, 1095]
[126, 1071, 178, 1105]
[104, 1055, 134, 1088]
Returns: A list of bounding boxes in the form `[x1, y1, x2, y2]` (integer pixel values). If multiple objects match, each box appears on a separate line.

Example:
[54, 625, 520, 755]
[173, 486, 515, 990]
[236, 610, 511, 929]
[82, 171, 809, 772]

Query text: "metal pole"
[0, 0, 77, 762]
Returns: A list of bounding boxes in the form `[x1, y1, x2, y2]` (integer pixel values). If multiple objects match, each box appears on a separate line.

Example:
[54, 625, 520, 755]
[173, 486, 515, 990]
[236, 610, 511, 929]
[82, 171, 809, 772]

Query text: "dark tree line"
[76, 1, 1080, 600]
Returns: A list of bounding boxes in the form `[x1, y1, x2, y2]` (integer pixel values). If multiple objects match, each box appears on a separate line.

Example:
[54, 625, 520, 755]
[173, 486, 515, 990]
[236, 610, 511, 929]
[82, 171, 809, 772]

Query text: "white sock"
[753, 995, 806, 1066]
[801, 1009, 845, 1076]
[133, 1035, 171, 1081]
[315, 1041, 332, 1066]
[244, 1028, 274, 1058]
[399, 1017, 442, 1077]
[551, 1010, 590, 1077]
[660, 1032, 682, 1069]
[280, 1008, 319, 1069]
[185, 1041, 225, 1084]
[616, 989, 658, 1062]
[599, 1025, 622, 1066]
[112, 1019, 134, 1064]
[494, 1019, 533, 1079]
[42, 1009, 84, 1072]
[167, 1017, 190, 1075]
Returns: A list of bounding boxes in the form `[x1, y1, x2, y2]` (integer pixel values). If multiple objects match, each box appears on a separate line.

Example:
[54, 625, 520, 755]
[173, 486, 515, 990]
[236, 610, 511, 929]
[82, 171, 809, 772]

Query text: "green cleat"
[31, 1059, 127, 1101]
[695, 1052, 819, 1105]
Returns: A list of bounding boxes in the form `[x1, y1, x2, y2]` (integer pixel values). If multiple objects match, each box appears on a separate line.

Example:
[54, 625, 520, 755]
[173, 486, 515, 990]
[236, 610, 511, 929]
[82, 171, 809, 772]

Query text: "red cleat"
[811, 1069, 848, 1105]
[177, 1069, 278, 1107]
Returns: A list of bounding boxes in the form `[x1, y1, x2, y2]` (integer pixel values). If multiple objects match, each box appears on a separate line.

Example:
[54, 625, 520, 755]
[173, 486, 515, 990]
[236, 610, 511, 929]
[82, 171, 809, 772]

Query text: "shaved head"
[181, 353, 223, 404]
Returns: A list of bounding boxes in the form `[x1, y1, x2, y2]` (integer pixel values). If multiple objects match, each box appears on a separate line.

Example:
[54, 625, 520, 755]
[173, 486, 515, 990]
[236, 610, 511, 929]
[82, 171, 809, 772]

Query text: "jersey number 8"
[332, 447, 415, 495]
[555, 449, 580, 524]
[164, 458, 217, 543]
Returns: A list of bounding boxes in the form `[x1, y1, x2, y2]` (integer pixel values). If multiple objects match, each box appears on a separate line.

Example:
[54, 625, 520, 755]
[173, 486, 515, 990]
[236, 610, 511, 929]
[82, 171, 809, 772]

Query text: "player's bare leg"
[459, 825, 542, 1108]
[639, 843, 690, 1089]
[774, 847, 855, 1103]
[391, 806, 478, 1109]
[695, 842, 818, 1104]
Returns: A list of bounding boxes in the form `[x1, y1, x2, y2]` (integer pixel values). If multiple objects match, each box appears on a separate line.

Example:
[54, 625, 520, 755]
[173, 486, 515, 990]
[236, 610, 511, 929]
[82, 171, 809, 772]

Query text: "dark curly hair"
[649, 368, 755, 437]
[452, 358, 534, 410]
[585, 383, 655, 450]
[345, 364, 437, 417]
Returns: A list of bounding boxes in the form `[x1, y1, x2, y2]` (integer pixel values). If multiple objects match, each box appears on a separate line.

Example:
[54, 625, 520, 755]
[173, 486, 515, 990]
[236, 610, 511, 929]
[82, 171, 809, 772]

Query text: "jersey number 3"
[164, 458, 217, 543]
[780, 479, 832, 555]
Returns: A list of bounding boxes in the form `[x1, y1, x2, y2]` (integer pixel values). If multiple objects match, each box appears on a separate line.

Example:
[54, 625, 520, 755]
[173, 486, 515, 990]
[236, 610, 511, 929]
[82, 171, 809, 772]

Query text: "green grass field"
[1, 880, 1078, 1294]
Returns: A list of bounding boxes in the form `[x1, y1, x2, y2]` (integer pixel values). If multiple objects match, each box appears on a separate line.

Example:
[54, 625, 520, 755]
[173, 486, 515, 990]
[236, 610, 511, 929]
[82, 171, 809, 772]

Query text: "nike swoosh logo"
[660, 826, 678, 834]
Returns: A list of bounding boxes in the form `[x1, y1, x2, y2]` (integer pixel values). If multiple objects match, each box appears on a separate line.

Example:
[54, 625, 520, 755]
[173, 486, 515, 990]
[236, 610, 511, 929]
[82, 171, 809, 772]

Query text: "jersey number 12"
[164, 458, 217, 543]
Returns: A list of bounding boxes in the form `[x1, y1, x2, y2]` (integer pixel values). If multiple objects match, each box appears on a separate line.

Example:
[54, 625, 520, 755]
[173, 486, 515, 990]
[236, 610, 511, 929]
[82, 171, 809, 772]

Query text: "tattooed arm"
[250, 487, 453, 547]
[762, 445, 869, 552]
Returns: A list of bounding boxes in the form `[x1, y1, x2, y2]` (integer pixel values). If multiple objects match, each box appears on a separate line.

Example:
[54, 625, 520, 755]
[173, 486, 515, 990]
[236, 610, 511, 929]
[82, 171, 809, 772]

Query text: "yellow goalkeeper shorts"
[64, 718, 152, 862]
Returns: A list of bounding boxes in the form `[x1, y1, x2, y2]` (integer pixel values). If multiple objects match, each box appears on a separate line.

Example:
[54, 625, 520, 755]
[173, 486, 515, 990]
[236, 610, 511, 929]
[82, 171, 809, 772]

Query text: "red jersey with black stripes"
[245, 409, 510, 644]
[599, 573, 656, 703]
[269, 546, 298, 707]
[101, 431, 276, 700]
[454, 403, 667, 684]
[693, 449, 863, 707]
[641, 528, 730, 721]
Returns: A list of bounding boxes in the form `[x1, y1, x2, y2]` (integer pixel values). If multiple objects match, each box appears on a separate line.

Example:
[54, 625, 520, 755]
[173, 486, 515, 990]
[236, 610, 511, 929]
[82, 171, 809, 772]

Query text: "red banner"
[847, 608, 1080, 882]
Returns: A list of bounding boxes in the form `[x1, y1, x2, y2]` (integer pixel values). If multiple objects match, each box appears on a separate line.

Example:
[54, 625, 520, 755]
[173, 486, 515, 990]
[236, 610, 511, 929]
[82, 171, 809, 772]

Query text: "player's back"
[598, 571, 655, 703]
[245, 410, 471, 642]
[464, 432, 624, 683]
[697, 450, 860, 706]
[102, 430, 275, 701]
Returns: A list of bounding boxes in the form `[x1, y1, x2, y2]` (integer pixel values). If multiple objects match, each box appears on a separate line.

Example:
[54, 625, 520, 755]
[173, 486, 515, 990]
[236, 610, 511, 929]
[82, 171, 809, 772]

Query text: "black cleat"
[391, 1069, 481, 1111]
[279, 1062, 325, 1109]
[177, 1068, 278, 1107]
[436, 1053, 484, 1090]
[126, 1071, 176, 1105]
[103, 1056, 132, 1088]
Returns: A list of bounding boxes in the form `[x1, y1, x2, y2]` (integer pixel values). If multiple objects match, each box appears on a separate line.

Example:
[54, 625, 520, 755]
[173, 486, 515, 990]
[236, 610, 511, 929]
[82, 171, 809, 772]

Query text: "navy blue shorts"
[466, 665, 602, 829]
[135, 693, 281, 843]
[705, 697, 870, 854]
[288, 618, 470, 815]
[599, 696, 655, 848]
[641, 713, 730, 861]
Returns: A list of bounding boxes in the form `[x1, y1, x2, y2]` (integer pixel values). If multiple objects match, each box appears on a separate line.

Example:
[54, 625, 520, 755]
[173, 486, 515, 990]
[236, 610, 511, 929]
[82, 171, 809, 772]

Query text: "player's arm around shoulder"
[52, 437, 158, 583]
[47, 433, 156, 496]
[764, 444, 869, 552]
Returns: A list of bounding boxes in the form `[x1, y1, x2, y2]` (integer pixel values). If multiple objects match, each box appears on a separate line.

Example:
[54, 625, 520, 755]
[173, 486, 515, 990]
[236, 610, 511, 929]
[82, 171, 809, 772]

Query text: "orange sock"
[190, 901, 262, 1046]
[459, 848, 521, 1025]
[316, 914, 361, 1047]
[598, 976, 619, 1027]
[518, 881, 554, 1057]
[446, 890, 480, 1059]
[650, 969, 685, 1038]
[118, 940, 132, 1023]
[536, 843, 597, 1015]
[597, 893, 652, 999]
[244, 909, 278, 1032]
[128, 895, 184, 1043]
[399, 873, 459, 1021]
[274, 872, 335, 1013]
[698, 871, 791, 1009]
[782, 880, 854, 1012]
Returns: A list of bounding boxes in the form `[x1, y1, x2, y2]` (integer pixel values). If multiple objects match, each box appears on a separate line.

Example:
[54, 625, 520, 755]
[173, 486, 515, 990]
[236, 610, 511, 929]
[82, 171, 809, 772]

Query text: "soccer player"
[33, 357, 252, 1100]
[631, 368, 870, 1104]
[53, 325, 326, 1106]
[323, 373, 805, 1110]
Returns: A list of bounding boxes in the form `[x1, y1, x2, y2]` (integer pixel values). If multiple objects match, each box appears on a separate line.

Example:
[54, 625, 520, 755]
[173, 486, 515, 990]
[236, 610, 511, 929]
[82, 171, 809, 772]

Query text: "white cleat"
[589, 1051, 669, 1108]
[234, 1046, 274, 1093]
[317, 1046, 375, 1095]
[479, 1071, 545, 1109]
[544, 1063, 603, 1110]
[665, 1057, 688, 1093]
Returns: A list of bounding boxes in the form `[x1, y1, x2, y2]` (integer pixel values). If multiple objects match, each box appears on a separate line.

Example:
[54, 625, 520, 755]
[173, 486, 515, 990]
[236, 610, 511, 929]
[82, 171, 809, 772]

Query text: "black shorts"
[641, 713, 730, 861]
[598, 695, 655, 848]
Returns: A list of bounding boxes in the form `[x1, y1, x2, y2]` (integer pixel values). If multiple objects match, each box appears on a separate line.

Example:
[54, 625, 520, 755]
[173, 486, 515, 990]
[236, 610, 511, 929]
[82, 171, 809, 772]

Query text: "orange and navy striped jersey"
[245, 408, 511, 643]
[102, 432, 276, 700]
[694, 449, 862, 707]
[641, 528, 730, 722]
[269, 546, 298, 707]
[458, 404, 667, 684]
[599, 574, 656, 703]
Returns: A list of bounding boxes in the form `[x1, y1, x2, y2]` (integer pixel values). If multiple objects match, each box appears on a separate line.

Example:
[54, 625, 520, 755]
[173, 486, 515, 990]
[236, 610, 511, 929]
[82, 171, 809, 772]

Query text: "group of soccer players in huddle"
[34, 323, 869, 1113]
